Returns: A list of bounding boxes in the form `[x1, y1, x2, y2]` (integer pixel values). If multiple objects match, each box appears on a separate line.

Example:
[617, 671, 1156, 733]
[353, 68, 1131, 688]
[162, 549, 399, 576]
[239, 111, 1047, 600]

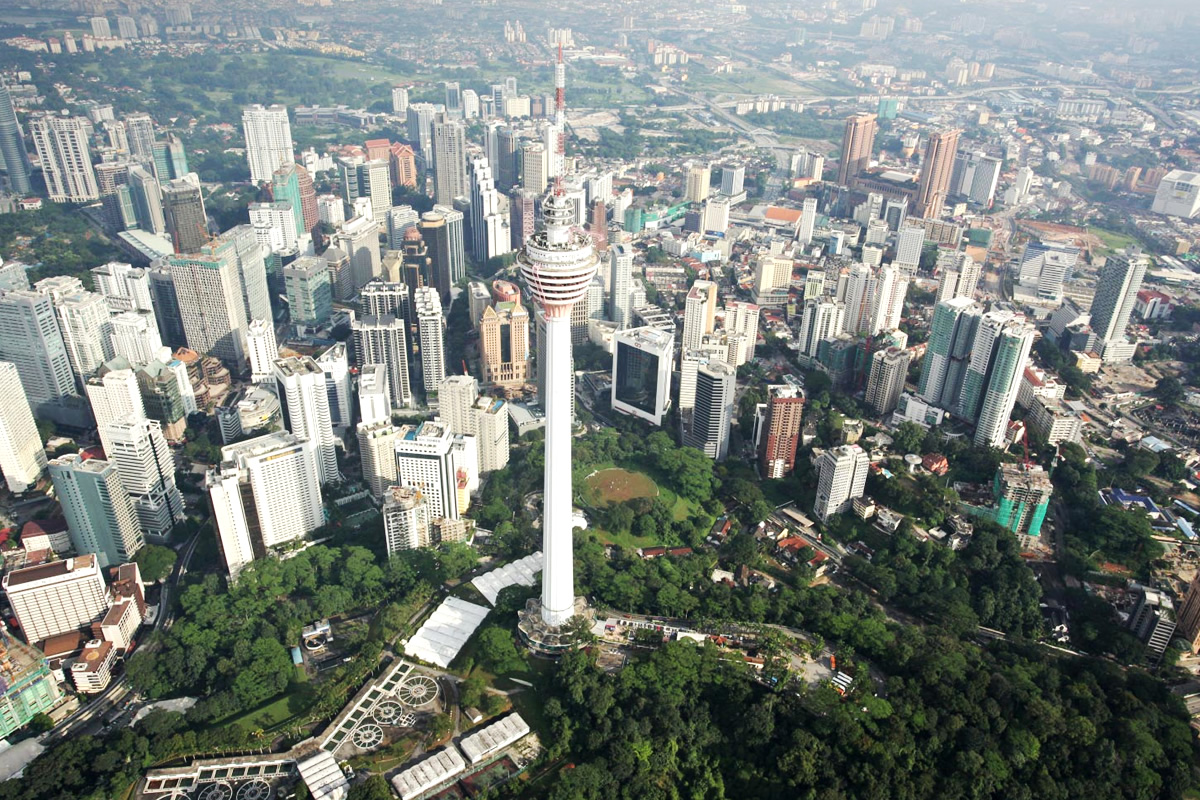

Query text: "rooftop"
[3, 555, 98, 588]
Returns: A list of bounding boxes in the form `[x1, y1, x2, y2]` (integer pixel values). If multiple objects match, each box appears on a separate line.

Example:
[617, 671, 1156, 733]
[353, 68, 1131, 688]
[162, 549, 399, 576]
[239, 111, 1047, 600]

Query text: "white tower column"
[540, 308, 575, 626]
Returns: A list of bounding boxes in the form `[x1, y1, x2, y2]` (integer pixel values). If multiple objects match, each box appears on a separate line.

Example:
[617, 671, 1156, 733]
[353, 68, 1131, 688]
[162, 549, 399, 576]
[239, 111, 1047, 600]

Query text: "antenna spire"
[554, 43, 566, 196]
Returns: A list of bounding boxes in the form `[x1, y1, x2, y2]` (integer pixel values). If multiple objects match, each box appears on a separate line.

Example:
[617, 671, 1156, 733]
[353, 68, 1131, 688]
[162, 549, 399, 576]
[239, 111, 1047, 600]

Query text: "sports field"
[585, 468, 660, 505]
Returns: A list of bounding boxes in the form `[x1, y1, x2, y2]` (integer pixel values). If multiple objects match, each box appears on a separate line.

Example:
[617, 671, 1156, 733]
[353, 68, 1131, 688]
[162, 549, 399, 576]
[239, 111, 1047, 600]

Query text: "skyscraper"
[685, 163, 711, 203]
[989, 463, 1053, 538]
[797, 297, 847, 361]
[935, 251, 982, 303]
[0, 84, 32, 195]
[432, 117, 467, 206]
[968, 313, 1035, 449]
[609, 244, 633, 329]
[49, 454, 144, 568]
[914, 128, 962, 219]
[273, 356, 339, 485]
[1089, 252, 1148, 363]
[242, 104, 293, 183]
[894, 222, 926, 271]
[405, 103, 438, 164]
[798, 197, 817, 246]
[418, 211, 453, 300]
[917, 297, 981, 410]
[206, 432, 323, 578]
[394, 420, 477, 521]
[357, 420, 397, 498]
[520, 141, 547, 193]
[685, 361, 736, 461]
[162, 175, 208, 254]
[102, 415, 184, 539]
[127, 165, 166, 235]
[387, 205, 420, 250]
[757, 384, 804, 479]
[284, 255, 333, 326]
[721, 165, 745, 196]
[865, 346, 911, 416]
[86, 365, 146, 448]
[468, 158, 512, 263]
[611, 326, 673, 426]
[414, 287, 446, 400]
[382, 485, 432, 554]
[316, 343, 353, 431]
[332, 215, 382, 294]
[245, 318, 277, 383]
[433, 204, 467, 289]
[163, 239, 249, 368]
[813, 444, 869, 521]
[0, 290, 78, 415]
[39, 283, 113, 388]
[0, 362, 45, 493]
[29, 115, 99, 202]
[682, 280, 718, 352]
[352, 314, 412, 409]
[270, 162, 308, 238]
[357, 364, 391, 426]
[479, 297, 529, 387]
[838, 113, 878, 185]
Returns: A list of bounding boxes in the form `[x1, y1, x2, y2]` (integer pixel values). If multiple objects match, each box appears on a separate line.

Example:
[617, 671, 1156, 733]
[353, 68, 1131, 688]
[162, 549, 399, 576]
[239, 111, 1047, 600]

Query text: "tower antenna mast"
[554, 43, 566, 197]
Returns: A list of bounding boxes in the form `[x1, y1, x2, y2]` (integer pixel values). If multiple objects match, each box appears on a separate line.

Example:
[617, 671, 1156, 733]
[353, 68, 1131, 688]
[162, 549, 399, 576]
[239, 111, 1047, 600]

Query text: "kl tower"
[516, 46, 599, 652]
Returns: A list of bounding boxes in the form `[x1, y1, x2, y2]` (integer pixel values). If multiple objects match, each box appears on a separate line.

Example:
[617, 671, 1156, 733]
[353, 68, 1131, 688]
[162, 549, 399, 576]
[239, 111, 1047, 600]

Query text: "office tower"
[405, 103, 438, 164]
[611, 327, 673, 426]
[726, 302, 761, 365]
[418, 211, 454, 299]
[685, 361, 736, 461]
[29, 115, 99, 202]
[804, 269, 825, 300]
[245, 318, 276, 383]
[479, 297, 529, 386]
[127, 165, 165, 235]
[153, 135, 189, 182]
[990, 463, 1053, 538]
[721, 165, 745, 196]
[163, 239, 249, 368]
[704, 196, 730, 234]
[520, 141, 547, 193]
[468, 158, 513, 263]
[432, 117, 467, 206]
[273, 356, 338, 485]
[414, 287, 446, 400]
[394, 420, 477, 521]
[0, 362, 45, 493]
[676, 349, 714, 411]
[109, 311, 163, 367]
[270, 162, 307, 237]
[682, 280, 718, 352]
[357, 420, 397, 498]
[797, 197, 817, 246]
[797, 297, 846, 360]
[915, 128, 962, 218]
[496, 127, 520, 192]
[358, 364, 391, 425]
[894, 222, 926, 271]
[123, 113, 155, 163]
[865, 347, 910, 416]
[382, 486, 432, 554]
[813, 444, 869, 521]
[332, 217, 381, 295]
[162, 175, 208, 253]
[38, 284, 113, 388]
[386, 205, 420, 250]
[0, 85, 31, 194]
[352, 314, 412, 409]
[1174, 575, 1200, 653]
[843, 264, 875, 336]
[343, 159, 390, 221]
[471, 395, 510, 473]
[1152, 170, 1200, 219]
[2, 555, 111, 646]
[685, 163, 711, 204]
[838, 113, 877, 185]
[284, 256, 333, 327]
[392, 86, 409, 116]
[952, 150, 1001, 207]
[242, 104, 293, 183]
[315, 343, 352, 431]
[86, 364, 146, 444]
[443, 81, 462, 115]
[49, 454, 144, 568]
[935, 252, 981, 303]
[1128, 586, 1176, 665]
[1088, 252, 1148, 363]
[510, 189, 536, 250]
[102, 416, 184, 539]
[757, 384, 804, 479]
[953, 310, 1034, 448]
[1017, 240, 1078, 303]
[609, 244, 633, 328]
[753, 253, 792, 305]
[0, 290, 77, 414]
[139, 358, 193, 437]
[206, 432, 323, 578]
[917, 297, 981, 409]
[292, 164, 318, 233]
[433, 204, 467, 288]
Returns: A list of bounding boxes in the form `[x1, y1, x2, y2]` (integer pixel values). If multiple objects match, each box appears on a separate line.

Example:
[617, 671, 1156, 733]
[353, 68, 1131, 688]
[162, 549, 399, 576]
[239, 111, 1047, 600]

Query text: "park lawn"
[218, 673, 311, 735]
[588, 526, 665, 551]
[1091, 227, 1140, 255]
[585, 467, 660, 505]
[506, 680, 552, 738]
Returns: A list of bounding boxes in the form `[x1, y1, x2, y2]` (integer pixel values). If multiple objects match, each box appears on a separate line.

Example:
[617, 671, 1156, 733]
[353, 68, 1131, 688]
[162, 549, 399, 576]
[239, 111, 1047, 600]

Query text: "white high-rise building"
[682, 280, 718, 352]
[726, 301, 761, 365]
[865, 347, 911, 417]
[109, 311, 165, 367]
[797, 298, 846, 360]
[102, 415, 185, 539]
[869, 264, 908, 334]
[686, 163, 711, 204]
[394, 420, 477, 521]
[357, 364, 391, 426]
[798, 197, 817, 246]
[438, 374, 479, 439]
[1, 555, 112, 646]
[414, 287, 446, 400]
[245, 319, 277, 383]
[38, 284, 113, 388]
[333, 215, 382, 295]
[0, 362, 46, 493]
[720, 164, 745, 196]
[248, 201, 299, 254]
[609, 245, 633, 329]
[467, 157, 512, 263]
[386, 205, 420, 250]
[432, 117, 467, 206]
[29, 115, 99, 202]
[86, 367, 147, 452]
[242, 104, 294, 183]
[352, 313, 412, 409]
[356, 420, 397, 498]
[392, 87, 409, 116]
[273, 356, 339, 485]
[163, 239, 251, 369]
[935, 252, 982, 303]
[472, 396, 510, 473]
[611, 327, 674, 426]
[894, 223, 925, 270]
[1152, 170, 1200, 219]
[382, 485, 432, 554]
[813, 444, 869, 521]
[206, 432, 323, 579]
[92, 262, 154, 314]
[685, 361, 736, 460]
[49, 454, 144, 568]
[316, 343, 353, 431]
[1090, 252, 1148, 363]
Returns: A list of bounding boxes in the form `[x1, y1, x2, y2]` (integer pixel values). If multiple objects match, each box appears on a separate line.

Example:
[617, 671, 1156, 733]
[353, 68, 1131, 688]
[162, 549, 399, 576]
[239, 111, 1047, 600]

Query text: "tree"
[134, 544, 177, 583]
[348, 776, 393, 800]
[27, 713, 53, 735]
[1154, 375, 1184, 405]
[427, 713, 453, 741]
[892, 422, 926, 454]
[475, 626, 525, 675]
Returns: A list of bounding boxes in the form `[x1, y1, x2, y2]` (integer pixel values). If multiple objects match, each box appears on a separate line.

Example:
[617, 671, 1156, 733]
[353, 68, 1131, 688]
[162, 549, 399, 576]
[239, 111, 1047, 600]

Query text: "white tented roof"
[403, 596, 490, 668]
[458, 712, 531, 764]
[392, 746, 467, 800]
[470, 552, 543, 605]
[296, 750, 349, 800]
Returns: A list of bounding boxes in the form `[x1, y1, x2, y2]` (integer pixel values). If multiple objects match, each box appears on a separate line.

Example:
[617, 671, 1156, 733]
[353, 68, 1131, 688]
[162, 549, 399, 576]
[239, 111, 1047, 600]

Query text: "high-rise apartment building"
[245, 318, 277, 383]
[382, 485, 432, 554]
[467, 158, 512, 263]
[684, 361, 736, 460]
[797, 297, 847, 361]
[0, 362, 45, 493]
[406, 103, 437, 161]
[685, 163, 711, 204]
[609, 245, 634, 329]
[2, 555, 111, 646]
[0, 290, 78, 416]
[352, 314, 411, 409]
[163, 239, 250, 368]
[273, 356, 338, 485]
[242, 104, 293, 183]
[357, 364, 391, 426]
[1089, 252, 1148, 363]
[102, 416, 184, 539]
[161, 175, 209, 254]
[414, 287, 446, 401]
[914, 128, 962, 218]
[865, 346, 911, 417]
[0, 84, 32, 195]
[917, 297, 981, 410]
[206, 432, 323, 578]
[935, 252, 982, 303]
[332, 215, 382, 295]
[394, 420, 477, 521]
[798, 197, 817, 246]
[838, 113, 878, 185]
[356, 420, 397, 498]
[438, 374, 479, 439]
[86, 365, 147, 448]
[432, 117, 467, 206]
[316, 343, 353, 432]
[49, 454, 144, 568]
[270, 162, 310, 237]
[127, 165, 166, 235]
[813, 445, 870, 521]
[682, 280, 718, 352]
[386, 206, 420, 250]
[392, 86, 409, 116]
[757, 384, 804, 479]
[1127, 585, 1176, 665]
[38, 282, 113, 388]
[611, 327, 673, 426]
[988, 463, 1053, 538]
[959, 311, 1035, 448]
[29, 115, 99, 202]
[726, 301, 761, 365]
[479, 297, 529, 387]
